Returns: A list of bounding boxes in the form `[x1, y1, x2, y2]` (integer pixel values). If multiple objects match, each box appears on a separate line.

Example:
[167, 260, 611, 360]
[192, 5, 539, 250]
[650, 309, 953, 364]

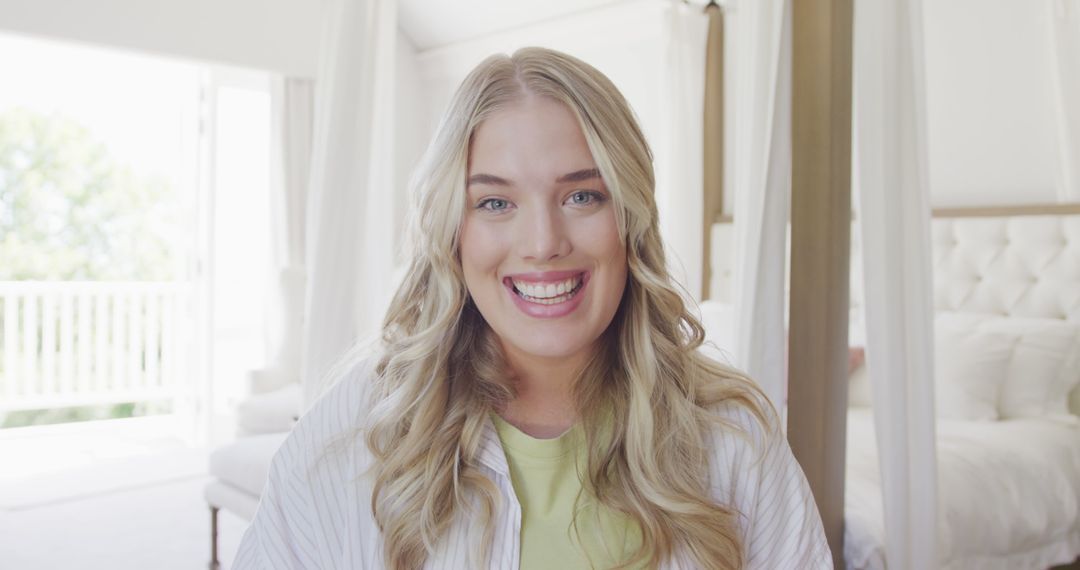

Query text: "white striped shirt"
[233, 363, 833, 569]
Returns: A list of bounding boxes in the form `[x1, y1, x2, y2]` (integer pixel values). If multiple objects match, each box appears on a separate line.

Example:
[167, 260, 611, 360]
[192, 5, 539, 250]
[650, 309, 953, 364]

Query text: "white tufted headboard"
[932, 215, 1080, 323]
[932, 211, 1080, 417]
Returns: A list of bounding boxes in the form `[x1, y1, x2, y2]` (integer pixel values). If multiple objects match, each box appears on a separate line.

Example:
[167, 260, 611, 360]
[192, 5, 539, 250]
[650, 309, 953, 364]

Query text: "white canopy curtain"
[302, 0, 398, 408]
[731, 0, 792, 412]
[853, 0, 938, 568]
[1050, 0, 1080, 202]
[263, 78, 314, 392]
[655, 1, 708, 303]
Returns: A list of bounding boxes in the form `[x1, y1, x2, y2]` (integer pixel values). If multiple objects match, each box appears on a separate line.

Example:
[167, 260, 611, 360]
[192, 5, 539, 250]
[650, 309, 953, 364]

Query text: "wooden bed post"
[702, 1, 725, 300]
[788, 0, 854, 567]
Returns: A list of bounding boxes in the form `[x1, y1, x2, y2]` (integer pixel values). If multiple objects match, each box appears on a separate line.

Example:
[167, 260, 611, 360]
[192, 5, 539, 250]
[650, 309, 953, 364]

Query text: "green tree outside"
[0, 107, 183, 281]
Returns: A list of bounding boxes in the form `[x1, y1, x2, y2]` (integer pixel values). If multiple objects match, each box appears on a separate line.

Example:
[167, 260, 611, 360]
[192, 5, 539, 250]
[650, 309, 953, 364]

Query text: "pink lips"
[504, 270, 589, 319]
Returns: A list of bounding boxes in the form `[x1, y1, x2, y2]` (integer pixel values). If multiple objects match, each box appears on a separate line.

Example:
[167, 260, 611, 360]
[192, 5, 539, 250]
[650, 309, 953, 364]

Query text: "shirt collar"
[476, 415, 510, 477]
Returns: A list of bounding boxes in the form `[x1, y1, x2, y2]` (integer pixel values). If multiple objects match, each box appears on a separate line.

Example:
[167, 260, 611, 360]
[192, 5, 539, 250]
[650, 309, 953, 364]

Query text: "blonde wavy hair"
[364, 47, 771, 569]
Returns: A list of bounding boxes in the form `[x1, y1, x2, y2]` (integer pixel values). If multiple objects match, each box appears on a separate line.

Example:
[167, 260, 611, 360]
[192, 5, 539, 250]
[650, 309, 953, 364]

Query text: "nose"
[517, 204, 571, 262]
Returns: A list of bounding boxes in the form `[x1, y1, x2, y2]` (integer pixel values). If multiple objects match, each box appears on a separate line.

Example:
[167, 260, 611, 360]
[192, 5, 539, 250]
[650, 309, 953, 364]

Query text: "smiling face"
[460, 96, 628, 368]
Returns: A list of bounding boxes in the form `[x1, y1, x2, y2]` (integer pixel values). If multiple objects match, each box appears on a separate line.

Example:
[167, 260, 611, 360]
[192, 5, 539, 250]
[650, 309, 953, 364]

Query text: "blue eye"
[567, 191, 604, 206]
[477, 198, 511, 212]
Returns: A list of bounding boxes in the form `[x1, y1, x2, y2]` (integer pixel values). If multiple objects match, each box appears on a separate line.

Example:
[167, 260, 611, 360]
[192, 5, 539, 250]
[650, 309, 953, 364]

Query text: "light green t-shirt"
[491, 414, 646, 570]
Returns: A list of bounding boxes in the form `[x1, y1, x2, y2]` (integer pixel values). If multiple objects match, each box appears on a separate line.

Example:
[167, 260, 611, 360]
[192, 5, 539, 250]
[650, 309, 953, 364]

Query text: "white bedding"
[844, 408, 1080, 570]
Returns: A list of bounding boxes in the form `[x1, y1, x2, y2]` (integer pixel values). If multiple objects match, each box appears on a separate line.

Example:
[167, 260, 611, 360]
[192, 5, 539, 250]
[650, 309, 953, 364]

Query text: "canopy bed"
[844, 207, 1080, 569]
[711, 206, 1080, 569]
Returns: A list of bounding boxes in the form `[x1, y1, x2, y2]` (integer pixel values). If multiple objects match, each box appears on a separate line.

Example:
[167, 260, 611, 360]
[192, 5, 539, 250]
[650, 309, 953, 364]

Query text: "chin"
[503, 332, 598, 361]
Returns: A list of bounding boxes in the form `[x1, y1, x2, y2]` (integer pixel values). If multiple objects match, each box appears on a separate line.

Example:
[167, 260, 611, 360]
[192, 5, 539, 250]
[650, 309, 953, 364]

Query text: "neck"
[497, 343, 592, 438]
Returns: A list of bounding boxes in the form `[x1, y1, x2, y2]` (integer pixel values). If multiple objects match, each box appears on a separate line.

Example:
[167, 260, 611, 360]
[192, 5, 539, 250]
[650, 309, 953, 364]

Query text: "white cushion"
[979, 317, 1080, 419]
[237, 382, 301, 436]
[208, 432, 289, 497]
[850, 313, 1080, 419]
[848, 363, 872, 408]
[935, 314, 1017, 421]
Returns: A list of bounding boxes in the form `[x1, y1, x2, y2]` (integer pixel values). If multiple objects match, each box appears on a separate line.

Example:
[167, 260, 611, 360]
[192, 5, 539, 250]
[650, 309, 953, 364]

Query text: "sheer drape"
[301, 0, 398, 408]
[852, 0, 938, 567]
[1051, 0, 1080, 201]
[731, 0, 792, 411]
[264, 78, 313, 390]
[656, 1, 708, 302]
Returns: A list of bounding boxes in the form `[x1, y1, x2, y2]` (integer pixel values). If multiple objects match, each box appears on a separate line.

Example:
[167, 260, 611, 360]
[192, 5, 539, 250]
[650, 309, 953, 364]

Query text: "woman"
[234, 47, 831, 570]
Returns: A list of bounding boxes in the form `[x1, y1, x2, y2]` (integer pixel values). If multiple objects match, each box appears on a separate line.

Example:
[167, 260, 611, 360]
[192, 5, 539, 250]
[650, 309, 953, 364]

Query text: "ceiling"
[397, 0, 627, 51]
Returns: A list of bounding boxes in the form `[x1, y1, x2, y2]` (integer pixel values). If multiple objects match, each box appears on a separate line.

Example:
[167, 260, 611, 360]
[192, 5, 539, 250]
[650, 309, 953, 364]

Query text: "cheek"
[574, 211, 625, 266]
[605, 242, 629, 298]
[459, 218, 505, 282]
[572, 211, 628, 294]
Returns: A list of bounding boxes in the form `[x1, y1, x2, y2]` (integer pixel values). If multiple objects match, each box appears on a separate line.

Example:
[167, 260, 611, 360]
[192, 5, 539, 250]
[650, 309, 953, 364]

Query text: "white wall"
[924, 0, 1061, 206]
[0, 0, 322, 77]
[397, 0, 615, 52]
[409, 0, 666, 186]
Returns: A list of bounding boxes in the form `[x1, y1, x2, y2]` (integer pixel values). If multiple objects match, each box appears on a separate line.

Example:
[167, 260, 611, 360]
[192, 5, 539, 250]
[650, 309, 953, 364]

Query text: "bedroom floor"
[0, 421, 249, 569]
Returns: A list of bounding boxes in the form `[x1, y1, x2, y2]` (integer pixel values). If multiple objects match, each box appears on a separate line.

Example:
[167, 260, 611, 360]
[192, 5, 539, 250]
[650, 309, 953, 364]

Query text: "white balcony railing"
[0, 281, 193, 412]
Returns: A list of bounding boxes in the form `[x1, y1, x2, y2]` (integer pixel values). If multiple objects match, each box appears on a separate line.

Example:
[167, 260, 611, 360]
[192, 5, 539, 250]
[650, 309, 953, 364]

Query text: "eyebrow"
[466, 173, 510, 187]
[466, 168, 602, 187]
[556, 168, 602, 184]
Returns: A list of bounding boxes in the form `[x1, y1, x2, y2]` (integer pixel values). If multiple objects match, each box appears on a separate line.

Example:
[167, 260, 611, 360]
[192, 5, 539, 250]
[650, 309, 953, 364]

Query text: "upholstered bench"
[204, 432, 288, 569]
[204, 378, 300, 569]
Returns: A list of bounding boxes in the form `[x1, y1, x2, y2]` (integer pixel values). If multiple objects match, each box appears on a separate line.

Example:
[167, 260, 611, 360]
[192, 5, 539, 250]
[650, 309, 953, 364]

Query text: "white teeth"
[512, 275, 583, 302]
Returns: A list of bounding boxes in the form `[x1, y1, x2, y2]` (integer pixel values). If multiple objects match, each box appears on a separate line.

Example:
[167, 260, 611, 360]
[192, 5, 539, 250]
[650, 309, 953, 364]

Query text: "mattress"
[844, 408, 1080, 570]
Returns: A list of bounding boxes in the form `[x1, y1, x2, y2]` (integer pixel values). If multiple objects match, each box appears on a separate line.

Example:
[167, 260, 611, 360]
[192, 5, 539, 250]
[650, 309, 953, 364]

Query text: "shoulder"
[300, 355, 378, 438]
[703, 397, 834, 568]
[691, 364, 779, 483]
[702, 396, 778, 501]
[233, 358, 382, 569]
[274, 356, 378, 477]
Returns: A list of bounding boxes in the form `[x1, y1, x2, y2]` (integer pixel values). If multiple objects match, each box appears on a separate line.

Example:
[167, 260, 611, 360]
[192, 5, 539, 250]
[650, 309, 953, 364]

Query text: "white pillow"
[237, 382, 301, 436]
[934, 315, 1017, 421]
[848, 363, 872, 408]
[979, 317, 1080, 420]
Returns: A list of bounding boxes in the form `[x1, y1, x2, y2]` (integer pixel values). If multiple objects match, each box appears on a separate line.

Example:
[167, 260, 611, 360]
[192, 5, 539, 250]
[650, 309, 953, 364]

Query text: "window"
[0, 33, 276, 445]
